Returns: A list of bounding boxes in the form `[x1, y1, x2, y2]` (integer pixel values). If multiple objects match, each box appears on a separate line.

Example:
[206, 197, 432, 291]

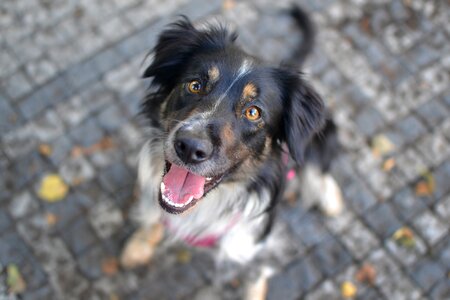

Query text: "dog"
[121, 5, 343, 298]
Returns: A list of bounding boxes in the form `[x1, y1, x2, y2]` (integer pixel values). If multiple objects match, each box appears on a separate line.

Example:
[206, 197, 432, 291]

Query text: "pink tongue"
[162, 164, 205, 204]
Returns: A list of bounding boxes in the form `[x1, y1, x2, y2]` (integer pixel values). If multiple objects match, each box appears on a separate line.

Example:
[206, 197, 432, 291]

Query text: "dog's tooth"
[160, 182, 165, 193]
[206, 177, 212, 181]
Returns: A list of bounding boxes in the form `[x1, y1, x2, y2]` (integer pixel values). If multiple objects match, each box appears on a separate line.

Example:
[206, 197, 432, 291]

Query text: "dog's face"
[142, 19, 324, 214]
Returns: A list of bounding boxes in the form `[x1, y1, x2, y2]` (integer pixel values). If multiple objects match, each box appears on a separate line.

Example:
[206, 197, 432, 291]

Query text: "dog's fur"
[126, 5, 341, 294]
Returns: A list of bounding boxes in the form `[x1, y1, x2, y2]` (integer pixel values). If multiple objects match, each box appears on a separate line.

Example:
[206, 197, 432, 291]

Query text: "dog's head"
[142, 18, 325, 214]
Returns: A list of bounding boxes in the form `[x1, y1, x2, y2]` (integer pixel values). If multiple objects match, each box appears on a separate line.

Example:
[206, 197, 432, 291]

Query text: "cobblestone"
[1, 0, 449, 298]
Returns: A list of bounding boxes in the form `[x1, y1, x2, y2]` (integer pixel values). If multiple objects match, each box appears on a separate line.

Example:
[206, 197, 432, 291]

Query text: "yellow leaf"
[341, 281, 357, 298]
[415, 171, 435, 197]
[38, 174, 69, 202]
[38, 144, 52, 157]
[7, 264, 27, 294]
[176, 249, 192, 264]
[371, 135, 395, 157]
[393, 227, 416, 248]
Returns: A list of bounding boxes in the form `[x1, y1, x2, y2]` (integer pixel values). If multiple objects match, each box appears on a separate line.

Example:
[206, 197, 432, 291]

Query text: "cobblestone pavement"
[1, 0, 449, 299]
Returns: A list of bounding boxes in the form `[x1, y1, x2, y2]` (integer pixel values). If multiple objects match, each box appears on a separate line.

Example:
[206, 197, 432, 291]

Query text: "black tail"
[288, 5, 316, 67]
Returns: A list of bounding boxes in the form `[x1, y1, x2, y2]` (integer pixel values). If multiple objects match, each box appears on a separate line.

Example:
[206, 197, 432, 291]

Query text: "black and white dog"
[121, 5, 342, 297]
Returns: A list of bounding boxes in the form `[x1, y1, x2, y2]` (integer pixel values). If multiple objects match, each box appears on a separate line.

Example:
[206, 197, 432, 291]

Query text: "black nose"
[174, 137, 213, 164]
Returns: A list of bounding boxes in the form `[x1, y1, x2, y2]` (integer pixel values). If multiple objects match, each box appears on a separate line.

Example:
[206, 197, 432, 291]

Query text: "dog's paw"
[319, 174, 344, 216]
[120, 224, 164, 269]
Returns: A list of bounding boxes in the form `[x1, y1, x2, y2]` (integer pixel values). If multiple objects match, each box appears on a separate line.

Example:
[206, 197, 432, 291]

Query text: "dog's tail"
[287, 5, 316, 67]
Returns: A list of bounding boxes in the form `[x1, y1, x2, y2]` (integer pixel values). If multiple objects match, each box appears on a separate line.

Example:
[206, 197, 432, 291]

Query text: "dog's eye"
[244, 106, 261, 121]
[187, 80, 202, 94]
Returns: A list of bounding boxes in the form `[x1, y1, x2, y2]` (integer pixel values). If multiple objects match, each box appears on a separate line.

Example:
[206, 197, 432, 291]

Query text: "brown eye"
[187, 80, 202, 94]
[245, 106, 261, 121]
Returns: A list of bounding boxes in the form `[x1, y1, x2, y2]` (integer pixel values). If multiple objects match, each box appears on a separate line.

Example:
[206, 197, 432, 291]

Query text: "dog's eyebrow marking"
[208, 66, 220, 83]
[207, 59, 252, 115]
[241, 83, 257, 100]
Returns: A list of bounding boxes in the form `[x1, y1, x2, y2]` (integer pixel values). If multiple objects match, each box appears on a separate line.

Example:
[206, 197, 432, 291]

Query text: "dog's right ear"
[143, 17, 236, 90]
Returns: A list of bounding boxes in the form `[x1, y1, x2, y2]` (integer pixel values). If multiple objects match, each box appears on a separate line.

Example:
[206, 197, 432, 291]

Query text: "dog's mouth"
[159, 162, 225, 214]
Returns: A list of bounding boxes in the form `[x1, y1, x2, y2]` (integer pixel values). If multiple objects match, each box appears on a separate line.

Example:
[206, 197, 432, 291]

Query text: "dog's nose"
[174, 137, 213, 164]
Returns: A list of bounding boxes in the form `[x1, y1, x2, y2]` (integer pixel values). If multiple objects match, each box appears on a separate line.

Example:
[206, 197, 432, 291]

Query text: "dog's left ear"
[275, 69, 325, 164]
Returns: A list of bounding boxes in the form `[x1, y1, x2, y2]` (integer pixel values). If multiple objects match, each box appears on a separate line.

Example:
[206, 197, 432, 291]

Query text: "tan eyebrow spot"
[208, 66, 220, 82]
[242, 83, 258, 100]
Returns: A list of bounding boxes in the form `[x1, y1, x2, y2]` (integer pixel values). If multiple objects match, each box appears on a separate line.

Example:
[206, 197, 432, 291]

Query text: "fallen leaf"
[360, 17, 371, 34]
[355, 263, 377, 286]
[415, 171, 435, 197]
[38, 174, 69, 202]
[393, 227, 416, 248]
[230, 278, 240, 288]
[38, 144, 52, 157]
[341, 281, 357, 298]
[102, 257, 119, 276]
[371, 135, 395, 157]
[176, 249, 192, 264]
[223, 0, 236, 10]
[382, 158, 396, 172]
[45, 213, 58, 226]
[7, 264, 27, 294]
[71, 136, 115, 158]
[109, 293, 120, 300]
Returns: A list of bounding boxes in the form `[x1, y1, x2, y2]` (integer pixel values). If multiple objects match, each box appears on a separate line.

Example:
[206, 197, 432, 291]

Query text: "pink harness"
[163, 213, 242, 248]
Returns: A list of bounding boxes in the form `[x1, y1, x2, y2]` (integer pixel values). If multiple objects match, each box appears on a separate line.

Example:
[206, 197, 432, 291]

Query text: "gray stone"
[394, 115, 427, 145]
[311, 237, 352, 276]
[434, 237, 450, 272]
[412, 210, 448, 247]
[0, 233, 47, 290]
[59, 155, 96, 186]
[267, 256, 322, 300]
[391, 187, 427, 221]
[341, 220, 379, 260]
[97, 104, 129, 133]
[25, 58, 58, 85]
[89, 199, 124, 240]
[60, 218, 98, 256]
[287, 212, 331, 248]
[355, 107, 385, 137]
[0, 96, 21, 133]
[48, 135, 73, 166]
[2, 71, 33, 101]
[409, 258, 446, 292]
[9, 191, 39, 219]
[364, 203, 402, 239]
[41, 192, 83, 231]
[342, 179, 377, 216]
[304, 280, 340, 300]
[0, 211, 12, 234]
[69, 118, 104, 147]
[429, 279, 450, 300]
[385, 231, 427, 267]
[98, 162, 135, 194]
[433, 161, 450, 199]
[78, 246, 105, 280]
[416, 99, 449, 128]
[435, 195, 450, 223]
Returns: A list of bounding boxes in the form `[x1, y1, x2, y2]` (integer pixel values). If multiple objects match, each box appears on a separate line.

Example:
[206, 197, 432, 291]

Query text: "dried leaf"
[393, 227, 416, 248]
[7, 264, 27, 294]
[102, 257, 119, 276]
[38, 174, 69, 202]
[71, 136, 115, 158]
[45, 213, 58, 226]
[223, 0, 236, 10]
[341, 281, 357, 298]
[371, 135, 395, 157]
[355, 263, 377, 286]
[382, 158, 396, 172]
[415, 171, 435, 197]
[38, 144, 52, 157]
[109, 293, 120, 300]
[230, 278, 241, 288]
[176, 249, 192, 264]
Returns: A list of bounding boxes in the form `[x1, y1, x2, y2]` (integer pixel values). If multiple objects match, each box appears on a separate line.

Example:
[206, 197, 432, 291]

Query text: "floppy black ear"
[276, 70, 325, 164]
